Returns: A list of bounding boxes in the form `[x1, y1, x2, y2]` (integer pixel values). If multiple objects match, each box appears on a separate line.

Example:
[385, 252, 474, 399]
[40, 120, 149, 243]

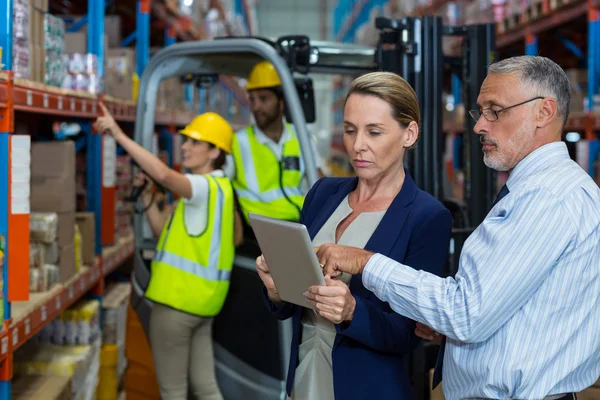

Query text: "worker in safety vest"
[226, 61, 324, 239]
[95, 104, 240, 400]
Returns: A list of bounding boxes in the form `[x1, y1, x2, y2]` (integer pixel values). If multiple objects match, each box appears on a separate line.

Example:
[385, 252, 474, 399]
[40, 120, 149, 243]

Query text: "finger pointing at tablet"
[316, 244, 375, 276]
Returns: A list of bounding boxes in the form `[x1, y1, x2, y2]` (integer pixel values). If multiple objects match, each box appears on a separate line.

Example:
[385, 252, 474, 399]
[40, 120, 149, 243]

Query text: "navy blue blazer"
[263, 171, 452, 399]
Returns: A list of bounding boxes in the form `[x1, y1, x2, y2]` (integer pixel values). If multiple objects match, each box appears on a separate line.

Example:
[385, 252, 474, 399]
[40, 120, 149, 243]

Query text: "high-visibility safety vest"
[145, 175, 235, 317]
[231, 124, 305, 222]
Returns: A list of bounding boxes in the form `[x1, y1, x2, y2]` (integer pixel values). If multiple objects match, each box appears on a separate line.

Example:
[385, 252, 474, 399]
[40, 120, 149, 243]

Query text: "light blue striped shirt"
[363, 142, 600, 400]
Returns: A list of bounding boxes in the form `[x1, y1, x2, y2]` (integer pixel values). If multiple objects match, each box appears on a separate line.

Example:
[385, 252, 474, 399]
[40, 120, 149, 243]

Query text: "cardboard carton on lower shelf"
[31, 141, 76, 213]
[12, 374, 72, 400]
[76, 212, 96, 265]
[59, 244, 76, 283]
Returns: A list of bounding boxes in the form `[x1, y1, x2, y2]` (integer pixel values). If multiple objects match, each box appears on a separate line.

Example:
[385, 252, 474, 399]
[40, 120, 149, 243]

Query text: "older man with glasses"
[310, 55, 600, 400]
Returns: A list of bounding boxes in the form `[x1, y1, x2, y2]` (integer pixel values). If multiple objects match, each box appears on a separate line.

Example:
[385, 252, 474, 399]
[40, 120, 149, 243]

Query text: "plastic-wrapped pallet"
[77, 338, 101, 400]
[44, 13, 67, 87]
[102, 282, 131, 381]
[41, 299, 101, 345]
[102, 283, 131, 345]
[30, 212, 59, 243]
[12, 0, 30, 79]
[14, 339, 98, 399]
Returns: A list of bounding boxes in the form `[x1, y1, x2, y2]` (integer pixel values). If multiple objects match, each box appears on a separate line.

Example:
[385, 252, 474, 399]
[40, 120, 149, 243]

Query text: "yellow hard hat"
[178, 112, 233, 154]
[246, 61, 282, 91]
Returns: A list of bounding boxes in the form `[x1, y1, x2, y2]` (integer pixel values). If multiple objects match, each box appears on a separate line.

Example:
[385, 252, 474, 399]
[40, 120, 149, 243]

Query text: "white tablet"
[248, 213, 325, 309]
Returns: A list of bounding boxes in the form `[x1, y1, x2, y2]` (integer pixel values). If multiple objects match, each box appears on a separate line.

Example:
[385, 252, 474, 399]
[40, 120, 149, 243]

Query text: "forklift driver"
[226, 61, 324, 246]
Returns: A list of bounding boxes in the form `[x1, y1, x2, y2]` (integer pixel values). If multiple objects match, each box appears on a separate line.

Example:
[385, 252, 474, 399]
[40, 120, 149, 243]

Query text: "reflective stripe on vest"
[145, 175, 235, 317]
[232, 124, 304, 221]
[153, 251, 231, 282]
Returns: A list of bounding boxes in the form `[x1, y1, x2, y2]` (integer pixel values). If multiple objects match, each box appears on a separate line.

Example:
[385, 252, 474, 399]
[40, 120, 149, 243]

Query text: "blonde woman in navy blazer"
[256, 72, 452, 399]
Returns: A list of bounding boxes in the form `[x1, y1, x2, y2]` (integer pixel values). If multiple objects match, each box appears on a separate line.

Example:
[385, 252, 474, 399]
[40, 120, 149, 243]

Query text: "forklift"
[131, 16, 496, 400]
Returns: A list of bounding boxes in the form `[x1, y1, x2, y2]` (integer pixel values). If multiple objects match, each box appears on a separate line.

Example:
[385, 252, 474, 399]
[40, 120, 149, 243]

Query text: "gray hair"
[488, 56, 571, 125]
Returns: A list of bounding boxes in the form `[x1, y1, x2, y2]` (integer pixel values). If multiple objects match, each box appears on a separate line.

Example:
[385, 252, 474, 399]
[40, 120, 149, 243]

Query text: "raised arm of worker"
[317, 187, 575, 343]
[94, 102, 194, 199]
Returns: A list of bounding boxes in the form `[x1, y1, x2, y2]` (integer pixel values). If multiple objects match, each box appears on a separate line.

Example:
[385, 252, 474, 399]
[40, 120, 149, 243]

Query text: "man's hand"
[255, 255, 282, 305]
[305, 276, 356, 324]
[415, 322, 443, 344]
[94, 102, 121, 138]
[316, 243, 374, 277]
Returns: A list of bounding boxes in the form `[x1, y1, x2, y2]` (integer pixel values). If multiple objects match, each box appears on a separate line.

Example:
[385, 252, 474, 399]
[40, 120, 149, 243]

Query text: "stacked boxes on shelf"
[97, 283, 131, 400]
[44, 14, 67, 87]
[115, 155, 134, 240]
[38, 299, 101, 346]
[76, 212, 96, 266]
[14, 338, 101, 400]
[63, 23, 109, 95]
[105, 47, 136, 101]
[14, 300, 102, 399]
[157, 77, 187, 110]
[28, 0, 50, 83]
[566, 69, 588, 113]
[30, 141, 78, 284]
[13, 0, 30, 79]
[565, 69, 600, 112]
[63, 52, 103, 94]
[29, 213, 61, 291]
[12, 374, 72, 400]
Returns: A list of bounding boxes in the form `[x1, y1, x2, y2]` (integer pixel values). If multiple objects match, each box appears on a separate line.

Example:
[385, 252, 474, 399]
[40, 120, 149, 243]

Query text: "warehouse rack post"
[0, 0, 16, 398]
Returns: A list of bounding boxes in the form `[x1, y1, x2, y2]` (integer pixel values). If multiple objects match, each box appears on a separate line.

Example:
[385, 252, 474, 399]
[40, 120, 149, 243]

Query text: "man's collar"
[252, 120, 291, 145]
[506, 141, 569, 190]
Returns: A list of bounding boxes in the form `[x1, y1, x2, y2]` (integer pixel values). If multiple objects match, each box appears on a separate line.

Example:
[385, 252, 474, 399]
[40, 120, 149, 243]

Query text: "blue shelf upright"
[137, 0, 150, 78]
[0, 0, 14, 398]
[86, 0, 105, 258]
[525, 32, 538, 56]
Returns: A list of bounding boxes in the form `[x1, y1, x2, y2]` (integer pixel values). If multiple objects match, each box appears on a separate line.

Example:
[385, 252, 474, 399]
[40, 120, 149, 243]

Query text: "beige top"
[290, 195, 387, 400]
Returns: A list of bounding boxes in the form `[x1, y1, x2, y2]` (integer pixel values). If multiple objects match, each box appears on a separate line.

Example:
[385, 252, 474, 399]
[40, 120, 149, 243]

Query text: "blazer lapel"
[307, 178, 358, 239]
[363, 169, 418, 256]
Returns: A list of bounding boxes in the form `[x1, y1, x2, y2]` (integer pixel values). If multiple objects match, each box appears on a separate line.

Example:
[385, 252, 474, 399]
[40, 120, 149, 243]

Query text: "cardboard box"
[31, 141, 76, 213]
[61, 15, 121, 48]
[578, 387, 600, 400]
[12, 374, 72, 400]
[105, 47, 136, 100]
[34, 0, 49, 13]
[59, 244, 76, 283]
[65, 32, 86, 54]
[57, 212, 75, 248]
[76, 212, 96, 265]
[64, 32, 108, 57]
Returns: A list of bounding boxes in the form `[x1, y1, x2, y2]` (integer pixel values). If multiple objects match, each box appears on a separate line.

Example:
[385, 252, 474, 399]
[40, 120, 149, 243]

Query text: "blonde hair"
[345, 72, 421, 129]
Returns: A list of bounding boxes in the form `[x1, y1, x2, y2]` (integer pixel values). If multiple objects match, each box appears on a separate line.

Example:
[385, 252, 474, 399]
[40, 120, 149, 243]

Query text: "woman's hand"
[133, 172, 154, 206]
[256, 255, 282, 305]
[415, 322, 443, 344]
[305, 275, 356, 324]
[94, 103, 122, 139]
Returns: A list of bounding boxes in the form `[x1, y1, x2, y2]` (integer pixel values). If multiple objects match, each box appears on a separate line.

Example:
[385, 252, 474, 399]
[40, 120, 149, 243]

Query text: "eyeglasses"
[469, 96, 545, 122]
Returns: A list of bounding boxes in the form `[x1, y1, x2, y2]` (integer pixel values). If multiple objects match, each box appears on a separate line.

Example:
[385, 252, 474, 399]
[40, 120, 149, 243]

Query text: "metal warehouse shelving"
[0, 0, 255, 397]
